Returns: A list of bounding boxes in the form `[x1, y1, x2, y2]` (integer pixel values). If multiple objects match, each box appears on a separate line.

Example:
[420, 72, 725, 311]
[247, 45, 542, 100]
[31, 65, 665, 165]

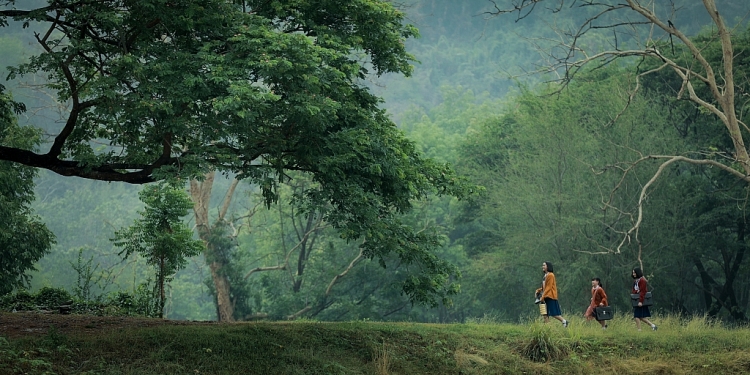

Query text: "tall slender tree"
[113, 183, 204, 318]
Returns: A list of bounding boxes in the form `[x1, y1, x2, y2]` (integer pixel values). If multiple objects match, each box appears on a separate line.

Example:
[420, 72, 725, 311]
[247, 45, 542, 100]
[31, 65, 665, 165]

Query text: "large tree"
[0, 0, 470, 306]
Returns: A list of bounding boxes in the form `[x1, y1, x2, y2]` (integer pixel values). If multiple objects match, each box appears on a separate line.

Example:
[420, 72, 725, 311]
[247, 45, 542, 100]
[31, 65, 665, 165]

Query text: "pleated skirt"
[543, 298, 562, 316]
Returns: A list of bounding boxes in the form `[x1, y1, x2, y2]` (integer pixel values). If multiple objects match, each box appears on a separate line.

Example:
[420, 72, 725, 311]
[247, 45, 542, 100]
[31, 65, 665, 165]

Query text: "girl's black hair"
[632, 267, 643, 279]
[591, 277, 603, 289]
[544, 261, 554, 273]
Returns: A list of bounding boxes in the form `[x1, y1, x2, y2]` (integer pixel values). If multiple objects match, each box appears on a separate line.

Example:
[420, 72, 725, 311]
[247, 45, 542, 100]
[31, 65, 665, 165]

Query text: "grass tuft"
[519, 320, 569, 362]
[373, 341, 391, 375]
[454, 348, 489, 371]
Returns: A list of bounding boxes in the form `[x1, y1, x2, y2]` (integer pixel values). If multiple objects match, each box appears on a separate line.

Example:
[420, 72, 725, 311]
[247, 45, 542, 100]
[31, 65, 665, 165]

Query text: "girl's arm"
[638, 278, 647, 302]
[599, 288, 608, 306]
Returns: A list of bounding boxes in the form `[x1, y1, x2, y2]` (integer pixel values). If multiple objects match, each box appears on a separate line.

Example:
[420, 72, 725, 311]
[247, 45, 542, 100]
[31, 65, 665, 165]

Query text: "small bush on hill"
[0, 285, 158, 317]
[519, 321, 569, 362]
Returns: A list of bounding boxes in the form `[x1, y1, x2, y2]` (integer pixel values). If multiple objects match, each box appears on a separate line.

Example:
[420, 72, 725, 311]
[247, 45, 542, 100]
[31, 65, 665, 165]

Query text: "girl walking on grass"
[584, 277, 608, 329]
[535, 262, 568, 327]
[632, 267, 657, 331]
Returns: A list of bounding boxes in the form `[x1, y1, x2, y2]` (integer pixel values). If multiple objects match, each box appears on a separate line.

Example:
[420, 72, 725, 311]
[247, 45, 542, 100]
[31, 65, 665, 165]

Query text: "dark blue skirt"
[633, 306, 651, 318]
[543, 298, 562, 316]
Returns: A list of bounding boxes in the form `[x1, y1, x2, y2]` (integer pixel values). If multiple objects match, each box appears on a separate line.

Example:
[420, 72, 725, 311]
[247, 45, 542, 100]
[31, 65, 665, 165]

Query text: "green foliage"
[0, 287, 70, 311]
[0, 289, 35, 311]
[113, 183, 202, 269]
[33, 287, 71, 309]
[0, 336, 54, 375]
[1, 1, 419, 183]
[113, 183, 204, 317]
[124, 281, 161, 318]
[0, 283, 161, 317]
[69, 248, 114, 302]
[0, 88, 53, 294]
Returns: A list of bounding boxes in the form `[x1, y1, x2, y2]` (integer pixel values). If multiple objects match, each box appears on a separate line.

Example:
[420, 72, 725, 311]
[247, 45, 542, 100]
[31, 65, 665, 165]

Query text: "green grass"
[3, 314, 750, 374]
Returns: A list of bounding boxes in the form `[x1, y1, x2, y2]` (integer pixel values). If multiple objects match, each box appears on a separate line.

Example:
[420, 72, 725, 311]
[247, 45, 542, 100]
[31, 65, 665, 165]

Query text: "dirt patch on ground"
[0, 312, 218, 339]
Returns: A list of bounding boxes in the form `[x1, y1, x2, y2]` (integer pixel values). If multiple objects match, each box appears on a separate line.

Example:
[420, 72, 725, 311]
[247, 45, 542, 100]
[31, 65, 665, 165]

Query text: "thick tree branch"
[0, 145, 165, 183]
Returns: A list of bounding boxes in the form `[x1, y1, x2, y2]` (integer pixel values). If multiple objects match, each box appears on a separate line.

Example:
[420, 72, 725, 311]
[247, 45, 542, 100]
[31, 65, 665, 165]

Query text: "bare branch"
[615, 155, 750, 253]
[325, 249, 364, 296]
[286, 248, 365, 320]
[242, 220, 330, 281]
[218, 178, 240, 222]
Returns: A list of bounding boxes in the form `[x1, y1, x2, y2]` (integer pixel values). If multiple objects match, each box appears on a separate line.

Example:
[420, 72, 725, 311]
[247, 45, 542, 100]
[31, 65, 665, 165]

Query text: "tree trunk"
[694, 219, 748, 321]
[190, 171, 235, 322]
[208, 250, 234, 322]
[292, 214, 317, 293]
[159, 255, 165, 319]
[694, 258, 714, 313]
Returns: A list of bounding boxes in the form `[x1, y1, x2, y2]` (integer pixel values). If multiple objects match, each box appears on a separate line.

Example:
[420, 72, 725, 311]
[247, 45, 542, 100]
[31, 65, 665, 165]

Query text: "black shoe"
[652, 325, 658, 331]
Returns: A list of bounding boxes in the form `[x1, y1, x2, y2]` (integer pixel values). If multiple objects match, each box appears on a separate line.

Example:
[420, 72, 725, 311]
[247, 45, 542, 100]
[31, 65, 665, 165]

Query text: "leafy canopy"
[0, 0, 420, 183]
[0, 0, 473, 304]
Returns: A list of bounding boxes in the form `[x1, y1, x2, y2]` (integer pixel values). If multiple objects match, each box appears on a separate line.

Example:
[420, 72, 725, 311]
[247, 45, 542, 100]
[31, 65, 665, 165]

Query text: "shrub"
[519, 321, 569, 362]
[0, 290, 35, 311]
[34, 287, 72, 308]
[0, 336, 54, 375]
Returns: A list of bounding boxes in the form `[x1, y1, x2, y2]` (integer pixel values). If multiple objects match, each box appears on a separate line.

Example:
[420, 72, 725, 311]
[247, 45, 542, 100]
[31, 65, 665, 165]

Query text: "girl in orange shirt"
[535, 262, 569, 327]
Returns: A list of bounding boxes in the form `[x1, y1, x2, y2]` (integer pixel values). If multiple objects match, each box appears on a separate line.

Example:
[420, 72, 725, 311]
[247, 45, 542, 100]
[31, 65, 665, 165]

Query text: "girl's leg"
[641, 318, 657, 330]
[598, 319, 606, 328]
[552, 315, 569, 327]
[634, 317, 642, 330]
[543, 316, 550, 323]
[584, 306, 594, 321]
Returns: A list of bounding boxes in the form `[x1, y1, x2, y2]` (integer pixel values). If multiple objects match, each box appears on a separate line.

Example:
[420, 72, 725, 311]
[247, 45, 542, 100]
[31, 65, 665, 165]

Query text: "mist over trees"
[2, 0, 750, 324]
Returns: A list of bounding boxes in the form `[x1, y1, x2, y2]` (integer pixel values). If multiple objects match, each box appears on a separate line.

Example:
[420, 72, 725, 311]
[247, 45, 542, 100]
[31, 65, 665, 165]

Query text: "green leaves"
[0, 87, 53, 295]
[0, 0, 420, 183]
[112, 182, 203, 316]
[113, 183, 202, 269]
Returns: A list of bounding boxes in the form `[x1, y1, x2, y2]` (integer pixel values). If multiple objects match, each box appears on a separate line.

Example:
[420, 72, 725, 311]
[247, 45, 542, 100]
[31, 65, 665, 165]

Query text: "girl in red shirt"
[584, 277, 608, 329]
[632, 267, 657, 331]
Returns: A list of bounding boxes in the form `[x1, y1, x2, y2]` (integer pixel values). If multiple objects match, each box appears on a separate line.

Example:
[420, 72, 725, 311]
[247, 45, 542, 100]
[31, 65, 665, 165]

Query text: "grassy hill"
[2, 313, 750, 374]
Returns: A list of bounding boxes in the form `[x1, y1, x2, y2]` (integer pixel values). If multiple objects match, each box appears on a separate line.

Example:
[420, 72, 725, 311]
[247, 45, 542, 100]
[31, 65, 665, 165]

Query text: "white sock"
[651, 324, 656, 328]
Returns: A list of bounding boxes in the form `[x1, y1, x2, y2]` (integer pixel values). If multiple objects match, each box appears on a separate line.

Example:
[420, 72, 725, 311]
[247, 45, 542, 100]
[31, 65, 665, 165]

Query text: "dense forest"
[2, 0, 750, 325]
